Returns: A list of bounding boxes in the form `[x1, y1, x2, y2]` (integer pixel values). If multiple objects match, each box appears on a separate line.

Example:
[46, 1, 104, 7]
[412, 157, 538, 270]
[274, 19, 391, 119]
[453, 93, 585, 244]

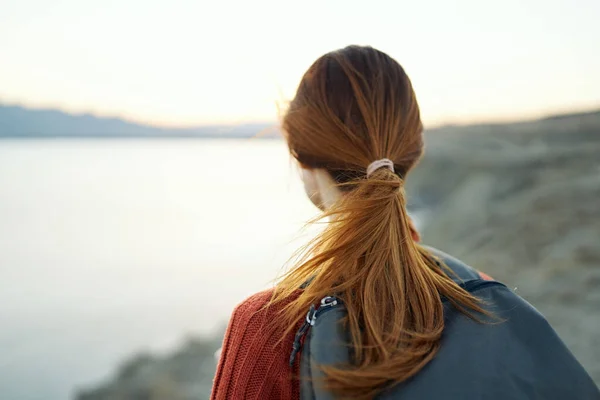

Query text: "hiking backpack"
[290, 247, 600, 399]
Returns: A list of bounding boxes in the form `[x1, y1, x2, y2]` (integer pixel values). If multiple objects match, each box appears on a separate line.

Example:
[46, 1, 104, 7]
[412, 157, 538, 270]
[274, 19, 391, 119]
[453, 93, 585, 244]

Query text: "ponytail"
[272, 166, 485, 399]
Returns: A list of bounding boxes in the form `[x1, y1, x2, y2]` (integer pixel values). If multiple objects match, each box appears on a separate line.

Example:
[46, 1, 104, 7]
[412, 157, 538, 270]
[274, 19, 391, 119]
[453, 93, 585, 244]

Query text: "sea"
[0, 139, 322, 400]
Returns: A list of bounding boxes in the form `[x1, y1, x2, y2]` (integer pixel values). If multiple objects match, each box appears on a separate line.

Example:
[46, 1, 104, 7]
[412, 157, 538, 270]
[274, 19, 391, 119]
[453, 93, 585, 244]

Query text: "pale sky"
[1, 0, 599, 127]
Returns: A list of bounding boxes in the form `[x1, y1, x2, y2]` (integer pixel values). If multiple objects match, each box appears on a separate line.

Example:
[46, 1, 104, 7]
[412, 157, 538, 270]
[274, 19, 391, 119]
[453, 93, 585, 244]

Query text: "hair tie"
[366, 158, 394, 177]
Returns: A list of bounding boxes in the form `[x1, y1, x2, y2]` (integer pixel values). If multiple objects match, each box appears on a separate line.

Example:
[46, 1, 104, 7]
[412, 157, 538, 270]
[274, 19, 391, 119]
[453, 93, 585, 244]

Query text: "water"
[0, 139, 320, 400]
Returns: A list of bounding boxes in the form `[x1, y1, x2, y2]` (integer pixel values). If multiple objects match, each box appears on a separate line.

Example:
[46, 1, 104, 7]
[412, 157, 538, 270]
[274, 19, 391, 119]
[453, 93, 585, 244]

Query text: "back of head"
[273, 46, 483, 400]
[284, 45, 423, 183]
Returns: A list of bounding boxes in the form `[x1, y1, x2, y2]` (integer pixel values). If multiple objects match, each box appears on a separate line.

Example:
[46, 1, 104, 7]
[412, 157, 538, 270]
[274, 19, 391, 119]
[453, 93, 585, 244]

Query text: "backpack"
[290, 247, 600, 399]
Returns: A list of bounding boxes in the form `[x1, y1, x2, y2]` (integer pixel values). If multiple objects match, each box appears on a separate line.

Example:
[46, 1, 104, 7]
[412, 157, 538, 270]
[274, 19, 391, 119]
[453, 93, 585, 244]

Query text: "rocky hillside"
[75, 110, 600, 399]
[408, 109, 600, 382]
[75, 333, 224, 400]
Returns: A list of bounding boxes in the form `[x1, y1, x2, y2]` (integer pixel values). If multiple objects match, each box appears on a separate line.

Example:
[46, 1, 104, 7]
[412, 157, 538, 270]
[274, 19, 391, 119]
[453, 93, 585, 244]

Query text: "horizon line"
[2, 100, 599, 132]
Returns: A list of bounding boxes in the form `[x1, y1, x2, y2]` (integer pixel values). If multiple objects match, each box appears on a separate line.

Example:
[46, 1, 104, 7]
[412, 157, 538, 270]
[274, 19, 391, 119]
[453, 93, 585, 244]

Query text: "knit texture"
[211, 289, 301, 400]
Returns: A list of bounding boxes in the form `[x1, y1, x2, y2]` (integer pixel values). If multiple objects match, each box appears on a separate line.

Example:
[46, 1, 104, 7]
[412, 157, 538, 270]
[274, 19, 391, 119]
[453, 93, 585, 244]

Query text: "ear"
[409, 220, 421, 242]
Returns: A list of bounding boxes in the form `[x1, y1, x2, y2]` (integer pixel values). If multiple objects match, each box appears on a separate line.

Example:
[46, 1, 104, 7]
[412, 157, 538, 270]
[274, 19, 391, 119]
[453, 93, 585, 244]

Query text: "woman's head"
[273, 46, 483, 400]
[283, 45, 423, 204]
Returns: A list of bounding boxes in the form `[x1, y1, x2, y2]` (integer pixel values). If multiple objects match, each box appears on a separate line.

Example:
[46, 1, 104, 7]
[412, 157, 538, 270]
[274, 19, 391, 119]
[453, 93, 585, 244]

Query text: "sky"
[1, 0, 599, 127]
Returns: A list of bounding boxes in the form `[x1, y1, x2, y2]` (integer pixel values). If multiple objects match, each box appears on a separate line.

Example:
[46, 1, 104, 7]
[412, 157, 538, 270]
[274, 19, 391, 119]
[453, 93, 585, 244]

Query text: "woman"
[211, 46, 598, 399]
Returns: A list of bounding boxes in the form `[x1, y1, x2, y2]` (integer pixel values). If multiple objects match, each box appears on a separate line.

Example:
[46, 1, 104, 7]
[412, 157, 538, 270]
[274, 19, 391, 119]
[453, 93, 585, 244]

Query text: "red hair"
[272, 46, 485, 399]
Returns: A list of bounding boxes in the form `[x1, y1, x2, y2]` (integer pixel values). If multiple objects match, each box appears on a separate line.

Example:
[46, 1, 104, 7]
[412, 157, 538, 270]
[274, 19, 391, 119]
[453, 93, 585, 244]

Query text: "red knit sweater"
[211, 289, 301, 400]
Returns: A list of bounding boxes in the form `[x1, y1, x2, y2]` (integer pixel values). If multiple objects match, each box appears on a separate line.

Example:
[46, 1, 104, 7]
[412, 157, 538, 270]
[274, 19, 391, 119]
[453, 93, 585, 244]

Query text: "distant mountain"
[0, 104, 277, 138]
[2, 103, 599, 139]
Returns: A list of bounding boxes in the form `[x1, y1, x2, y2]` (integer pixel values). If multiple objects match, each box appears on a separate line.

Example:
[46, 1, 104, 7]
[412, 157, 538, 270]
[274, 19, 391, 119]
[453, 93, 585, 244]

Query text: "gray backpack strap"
[291, 297, 348, 400]
[299, 304, 350, 400]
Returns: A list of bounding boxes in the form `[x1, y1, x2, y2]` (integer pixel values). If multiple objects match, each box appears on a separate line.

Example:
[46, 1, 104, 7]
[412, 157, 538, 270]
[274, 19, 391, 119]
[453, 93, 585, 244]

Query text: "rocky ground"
[75, 110, 600, 399]
[408, 110, 600, 383]
[75, 333, 224, 400]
